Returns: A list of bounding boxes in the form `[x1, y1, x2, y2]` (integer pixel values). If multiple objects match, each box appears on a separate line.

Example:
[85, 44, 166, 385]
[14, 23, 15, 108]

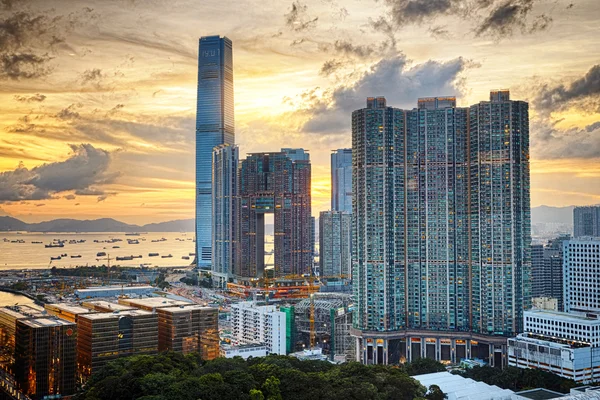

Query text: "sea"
[0, 291, 34, 306]
[0, 232, 196, 270]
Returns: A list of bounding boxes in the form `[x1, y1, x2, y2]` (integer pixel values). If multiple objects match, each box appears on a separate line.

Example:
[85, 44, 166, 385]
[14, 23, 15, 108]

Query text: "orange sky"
[0, 0, 599, 224]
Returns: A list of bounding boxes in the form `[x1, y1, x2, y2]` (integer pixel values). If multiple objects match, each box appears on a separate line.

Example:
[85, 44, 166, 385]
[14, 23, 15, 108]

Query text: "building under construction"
[292, 293, 354, 362]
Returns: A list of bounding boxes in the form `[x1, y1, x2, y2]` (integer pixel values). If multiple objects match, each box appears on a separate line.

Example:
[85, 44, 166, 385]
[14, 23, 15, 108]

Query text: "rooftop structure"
[220, 343, 267, 359]
[412, 371, 515, 400]
[75, 285, 155, 298]
[118, 297, 192, 311]
[45, 303, 95, 322]
[81, 300, 135, 312]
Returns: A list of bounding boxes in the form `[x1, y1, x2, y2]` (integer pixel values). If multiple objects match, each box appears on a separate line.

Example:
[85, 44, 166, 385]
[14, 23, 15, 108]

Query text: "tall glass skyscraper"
[352, 91, 531, 366]
[196, 35, 234, 266]
[331, 149, 353, 213]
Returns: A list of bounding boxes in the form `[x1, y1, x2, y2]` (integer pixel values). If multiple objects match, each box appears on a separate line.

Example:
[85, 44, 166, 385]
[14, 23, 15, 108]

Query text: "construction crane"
[95, 253, 113, 285]
[309, 293, 316, 349]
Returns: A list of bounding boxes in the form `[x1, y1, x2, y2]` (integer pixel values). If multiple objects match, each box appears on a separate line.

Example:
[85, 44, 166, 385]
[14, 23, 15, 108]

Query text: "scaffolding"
[293, 293, 355, 361]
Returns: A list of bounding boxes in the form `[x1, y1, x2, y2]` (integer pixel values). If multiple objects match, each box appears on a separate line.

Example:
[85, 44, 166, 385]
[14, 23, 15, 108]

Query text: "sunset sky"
[0, 0, 599, 224]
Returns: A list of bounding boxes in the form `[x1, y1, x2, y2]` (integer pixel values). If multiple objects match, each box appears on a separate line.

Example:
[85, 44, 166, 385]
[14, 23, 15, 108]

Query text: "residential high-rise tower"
[319, 210, 351, 278]
[331, 149, 352, 213]
[352, 91, 531, 366]
[195, 35, 234, 266]
[574, 206, 600, 238]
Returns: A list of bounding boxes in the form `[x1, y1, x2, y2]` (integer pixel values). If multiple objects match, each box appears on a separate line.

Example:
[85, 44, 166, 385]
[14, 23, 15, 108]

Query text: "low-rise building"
[231, 301, 286, 355]
[118, 297, 191, 311]
[75, 285, 155, 299]
[508, 309, 600, 383]
[82, 300, 135, 313]
[220, 343, 267, 359]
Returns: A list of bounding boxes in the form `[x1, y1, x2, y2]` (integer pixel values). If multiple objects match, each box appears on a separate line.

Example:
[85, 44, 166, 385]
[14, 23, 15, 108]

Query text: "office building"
[14, 318, 77, 399]
[564, 237, 600, 313]
[77, 309, 158, 378]
[156, 305, 219, 360]
[238, 149, 312, 278]
[117, 297, 191, 312]
[352, 91, 531, 365]
[319, 210, 351, 278]
[508, 309, 600, 383]
[531, 235, 570, 311]
[574, 206, 600, 238]
[220, 343, 268, 359]
[331, 149, 352, 213]
[0, 305, 46, 370]
[44, 303, 95, 323]
[231, 301, 286, 355]
[212, 144, 239, 287]
[196, 35, 234, 266]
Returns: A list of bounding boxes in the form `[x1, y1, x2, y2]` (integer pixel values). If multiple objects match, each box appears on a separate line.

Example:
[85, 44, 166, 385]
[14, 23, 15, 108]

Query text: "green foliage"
[10, 281, 29, 291]
[404, 358, 446, 376]
[453, 366, 580, 393]
[425, 385, 446, 400]
[76, 352, 428, 400]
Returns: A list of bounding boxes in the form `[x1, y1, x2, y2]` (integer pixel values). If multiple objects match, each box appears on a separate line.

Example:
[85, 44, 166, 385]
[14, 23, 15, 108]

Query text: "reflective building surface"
[331, 149, 353, 213]
[352, 92, 531, 366]
[196, 35, 234, 266]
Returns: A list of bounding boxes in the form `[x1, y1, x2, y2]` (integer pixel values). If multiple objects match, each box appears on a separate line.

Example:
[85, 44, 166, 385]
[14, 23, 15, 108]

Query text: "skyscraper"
[574, 205, 600, 238]
[319, 210, 351, 277]
[563, 237, 600, 313]
[352, 91, 531, 366]
[238, 149, 312, 278]
[212, 144, 239, 287]
[331, 149, 352, 213]
[531, 234, 570, 310]
[195, 35, 234, 266]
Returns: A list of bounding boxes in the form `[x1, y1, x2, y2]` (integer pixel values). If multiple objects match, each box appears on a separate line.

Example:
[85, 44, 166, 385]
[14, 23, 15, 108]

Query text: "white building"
[412, 371, 515, 400]
[75, 285, 155, 298]
[508, 309, 600, 383]
[230, 301, 286, 355]
[564, 237, 600, 313]
[220, 343, 267, 359]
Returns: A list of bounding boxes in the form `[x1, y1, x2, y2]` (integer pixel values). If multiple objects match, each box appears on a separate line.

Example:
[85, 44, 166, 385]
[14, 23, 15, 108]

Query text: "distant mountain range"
[0, 216, 195, 233]
[0, 205, 576, 233]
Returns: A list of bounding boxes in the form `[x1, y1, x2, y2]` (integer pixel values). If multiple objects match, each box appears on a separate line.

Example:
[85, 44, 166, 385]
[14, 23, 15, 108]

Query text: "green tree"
[249, 389, 264, 400]
[405, 358, 446, 376]
[262, 376, 282, 400]
[426, 384, 446, 400]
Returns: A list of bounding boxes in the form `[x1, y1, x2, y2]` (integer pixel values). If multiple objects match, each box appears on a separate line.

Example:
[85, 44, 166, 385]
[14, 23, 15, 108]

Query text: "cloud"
[0, 52, 52, 80]
[296, 54, 472, 134]
[429, 25, 451, 39]
[384, 0, 455, 25]
[532, 119, 600, 160]
[80, 68, 103, 84]
[14, 93, 46, 102]
[320, 59, 345, 76]
[63, 194, 76, 200]
[284, 1, 318, 32]
[55, 103, 82, 120]
[475, 0, 551, 38]
[533, 64, 600, 114]
[0, 143, 120, 202]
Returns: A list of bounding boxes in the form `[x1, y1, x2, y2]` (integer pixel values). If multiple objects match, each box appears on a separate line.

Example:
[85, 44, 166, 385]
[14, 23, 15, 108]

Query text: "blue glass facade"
[352, 93, 531, 365]
[331, 149, 352, 213]
[196, 36, 234, 265]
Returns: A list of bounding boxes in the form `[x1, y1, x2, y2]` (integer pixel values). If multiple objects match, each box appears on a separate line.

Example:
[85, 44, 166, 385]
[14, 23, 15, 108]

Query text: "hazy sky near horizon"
[0, 0, 599, 224]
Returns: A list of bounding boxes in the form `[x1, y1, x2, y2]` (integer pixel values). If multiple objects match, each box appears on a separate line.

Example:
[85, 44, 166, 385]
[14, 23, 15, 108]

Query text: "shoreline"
[0, 287, 43, 304]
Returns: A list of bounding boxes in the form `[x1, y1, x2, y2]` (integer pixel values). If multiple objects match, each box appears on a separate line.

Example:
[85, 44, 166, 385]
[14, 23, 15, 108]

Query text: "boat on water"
[116, 256, 134, 261]
[182, 256, 190, 260]
[45, 243, 64, 248]
[97, 252, 107, 257]
[71, 255, 82, 258]
[113, 246, 120, 248]
[125, 233, 140, 236]
[132, 255, 142, 259]
[127, 239, 140, 244]
[31, 241, 43, 244]
[161, 254, 173, 258]
[149, 253, 159, 257]
[50, 256, 61, 260]
[60, 253, 67, 257]
[188, 252, 195, 256]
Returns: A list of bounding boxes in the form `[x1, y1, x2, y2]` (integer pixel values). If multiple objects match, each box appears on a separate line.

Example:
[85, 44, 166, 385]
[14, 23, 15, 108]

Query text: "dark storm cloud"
[298, 54, 471, 133]
[0, 144, 120, 202]
[475, 0, 551, 37]
[376, 0, 551, 39]
[534, 64, 600, 113]
[0, 52, 52, 80]
[284, 1, 318, 32]
[14, 93, 46, 102]
[0, 8, 97, 80]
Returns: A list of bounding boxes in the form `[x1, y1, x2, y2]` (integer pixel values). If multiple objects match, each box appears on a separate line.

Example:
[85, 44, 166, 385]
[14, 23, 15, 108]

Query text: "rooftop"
[515, 333, 590, 349]
[119, 297, 192, 309]
[20, 317, 75, 328]
[526, 309, 600, 323]
[81, 300, 135, 311]
[157, 304, 216, 314]
[0, 305, 46, 319]
[413, 371, 514, 400]
[45, 303, 94, 315]
[79, 309, 153, 320]
[76, 285, 155, 293]
[515, 388, 566, 399]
